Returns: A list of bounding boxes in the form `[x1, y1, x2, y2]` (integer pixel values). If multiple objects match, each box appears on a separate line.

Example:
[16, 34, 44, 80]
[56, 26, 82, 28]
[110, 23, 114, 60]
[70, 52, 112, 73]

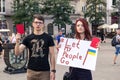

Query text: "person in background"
[100, 30, 106, 43]
[10, 33, 16, 43]
[56, 29, 64, 51]
[4, 37, 10, 44]
[113, 28, 120, 64]
[14, 14, 56, 80]
[0, 35, 3, 57]
[69, 18, 93, 80]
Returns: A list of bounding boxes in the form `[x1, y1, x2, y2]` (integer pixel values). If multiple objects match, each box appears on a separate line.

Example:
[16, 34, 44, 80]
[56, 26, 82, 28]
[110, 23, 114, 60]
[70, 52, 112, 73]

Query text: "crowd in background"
[0, 33, 16, 57]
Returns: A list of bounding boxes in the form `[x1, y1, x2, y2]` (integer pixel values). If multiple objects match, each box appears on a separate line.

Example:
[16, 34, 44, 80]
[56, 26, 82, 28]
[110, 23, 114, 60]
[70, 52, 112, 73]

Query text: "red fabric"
[16, 24, 25, 34]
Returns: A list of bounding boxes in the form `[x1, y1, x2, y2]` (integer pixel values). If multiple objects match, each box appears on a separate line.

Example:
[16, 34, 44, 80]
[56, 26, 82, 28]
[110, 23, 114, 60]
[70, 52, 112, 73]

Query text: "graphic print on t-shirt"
[31, 39, 45, 58]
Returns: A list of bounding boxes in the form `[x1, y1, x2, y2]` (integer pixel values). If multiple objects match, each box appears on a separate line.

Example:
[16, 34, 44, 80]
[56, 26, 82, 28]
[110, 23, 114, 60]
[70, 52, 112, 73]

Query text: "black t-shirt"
[22, 32, 55, 71]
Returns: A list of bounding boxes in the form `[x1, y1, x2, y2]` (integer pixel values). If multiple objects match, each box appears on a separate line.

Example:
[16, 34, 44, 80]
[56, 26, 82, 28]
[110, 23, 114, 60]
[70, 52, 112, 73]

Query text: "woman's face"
[76, 21, 85, 34]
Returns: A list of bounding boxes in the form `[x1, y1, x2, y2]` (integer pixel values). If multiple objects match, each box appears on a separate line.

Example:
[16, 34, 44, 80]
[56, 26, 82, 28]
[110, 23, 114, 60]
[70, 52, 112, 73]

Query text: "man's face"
[32, 18, 44, 31]
[59, 31, 63, 35]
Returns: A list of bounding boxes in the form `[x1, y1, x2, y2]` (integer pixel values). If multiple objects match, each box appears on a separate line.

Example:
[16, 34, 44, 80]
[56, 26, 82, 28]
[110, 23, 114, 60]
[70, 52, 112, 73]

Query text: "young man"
[15, 14, 56, 80]
[56, 30, 64, 44]
[113, 28, 120, 64]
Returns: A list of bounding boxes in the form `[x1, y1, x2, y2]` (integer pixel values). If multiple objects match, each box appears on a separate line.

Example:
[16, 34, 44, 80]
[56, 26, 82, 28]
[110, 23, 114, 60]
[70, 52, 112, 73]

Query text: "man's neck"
[34, 30, 44, 35]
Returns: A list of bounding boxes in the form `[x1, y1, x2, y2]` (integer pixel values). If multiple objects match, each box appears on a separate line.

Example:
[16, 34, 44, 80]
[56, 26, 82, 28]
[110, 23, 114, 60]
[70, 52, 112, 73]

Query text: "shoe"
[114, 62, 116, 64]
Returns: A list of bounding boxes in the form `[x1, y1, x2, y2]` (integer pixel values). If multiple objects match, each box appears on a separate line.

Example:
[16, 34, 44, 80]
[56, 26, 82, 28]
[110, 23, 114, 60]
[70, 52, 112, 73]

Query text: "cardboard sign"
[16, 24, 25, 34]
[57, 37, 100, 71]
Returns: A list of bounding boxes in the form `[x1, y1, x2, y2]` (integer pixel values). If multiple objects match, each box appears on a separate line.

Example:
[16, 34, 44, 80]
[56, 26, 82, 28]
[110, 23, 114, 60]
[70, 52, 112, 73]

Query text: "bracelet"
[15, 43, 20, 45]
[51, 70, 56, 73]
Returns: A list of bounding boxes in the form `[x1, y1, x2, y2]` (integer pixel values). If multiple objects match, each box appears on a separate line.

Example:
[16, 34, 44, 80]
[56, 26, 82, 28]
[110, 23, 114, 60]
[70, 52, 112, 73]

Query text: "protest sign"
[57, 37, 100, 71]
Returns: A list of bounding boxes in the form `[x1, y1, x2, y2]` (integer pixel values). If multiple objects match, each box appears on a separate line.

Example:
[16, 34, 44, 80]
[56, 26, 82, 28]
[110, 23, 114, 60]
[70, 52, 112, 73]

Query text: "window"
[3, 0, 5, 12]
[112, 0, 116, 5]
[82, 6, 86, 13]
[0, 0, 1, 12]
[0, 0, 5, 12]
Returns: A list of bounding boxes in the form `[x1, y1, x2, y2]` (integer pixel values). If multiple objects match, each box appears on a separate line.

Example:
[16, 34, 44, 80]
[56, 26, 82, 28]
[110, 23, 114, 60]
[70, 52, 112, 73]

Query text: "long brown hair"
[75, 18, 92, 40]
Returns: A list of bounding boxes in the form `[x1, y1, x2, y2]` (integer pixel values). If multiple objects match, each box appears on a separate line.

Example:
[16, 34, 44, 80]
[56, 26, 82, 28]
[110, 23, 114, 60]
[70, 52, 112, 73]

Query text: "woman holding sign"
[69, 18, 93, 80]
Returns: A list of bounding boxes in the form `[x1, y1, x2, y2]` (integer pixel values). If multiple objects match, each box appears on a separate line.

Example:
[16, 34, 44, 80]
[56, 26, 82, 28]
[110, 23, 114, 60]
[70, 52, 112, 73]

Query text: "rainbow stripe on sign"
[88, 49, 96, 56]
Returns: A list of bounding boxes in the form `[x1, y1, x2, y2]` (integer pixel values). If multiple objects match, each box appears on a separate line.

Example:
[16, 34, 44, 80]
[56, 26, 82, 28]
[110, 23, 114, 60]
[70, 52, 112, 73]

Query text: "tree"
[112, 0, 120, 28]
[11, 0, 74, 34]
[41, 0, 74, 30]
[12, 0, 41, 29]
[84, 0, 106, 35]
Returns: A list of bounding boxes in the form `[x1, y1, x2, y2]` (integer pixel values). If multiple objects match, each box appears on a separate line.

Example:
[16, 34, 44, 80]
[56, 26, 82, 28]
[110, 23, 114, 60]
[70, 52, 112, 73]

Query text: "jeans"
[115, 46, 120, 55]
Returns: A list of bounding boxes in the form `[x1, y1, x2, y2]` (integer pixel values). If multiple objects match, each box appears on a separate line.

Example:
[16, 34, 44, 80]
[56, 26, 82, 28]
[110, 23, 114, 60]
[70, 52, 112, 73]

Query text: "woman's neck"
[80, 33, 85, 40]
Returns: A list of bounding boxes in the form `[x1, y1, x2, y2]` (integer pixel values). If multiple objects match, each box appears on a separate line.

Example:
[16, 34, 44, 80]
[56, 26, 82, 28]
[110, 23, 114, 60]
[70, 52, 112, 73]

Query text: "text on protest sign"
[57, 37, 100, 71]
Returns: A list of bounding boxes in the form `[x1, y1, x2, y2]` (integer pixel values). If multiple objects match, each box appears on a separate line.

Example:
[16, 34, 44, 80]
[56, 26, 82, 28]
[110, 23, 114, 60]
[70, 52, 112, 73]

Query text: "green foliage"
[112, 0, 120, 9]
[11, 0, 41, 26]
[85, 0, 106, 25]
[12, 0, 74, 30]
[111, 0, 120, 24]
[41, 0, 74, 28]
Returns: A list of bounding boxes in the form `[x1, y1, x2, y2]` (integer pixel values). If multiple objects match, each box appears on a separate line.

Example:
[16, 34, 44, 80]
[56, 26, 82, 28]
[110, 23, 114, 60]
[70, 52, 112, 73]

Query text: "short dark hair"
[33, 14, 44, 23]
[58, 29, 62, 32]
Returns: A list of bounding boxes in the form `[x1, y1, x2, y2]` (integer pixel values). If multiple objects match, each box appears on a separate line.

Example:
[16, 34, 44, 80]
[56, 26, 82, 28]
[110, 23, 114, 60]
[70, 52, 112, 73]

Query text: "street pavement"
[0, 38, 120, 80]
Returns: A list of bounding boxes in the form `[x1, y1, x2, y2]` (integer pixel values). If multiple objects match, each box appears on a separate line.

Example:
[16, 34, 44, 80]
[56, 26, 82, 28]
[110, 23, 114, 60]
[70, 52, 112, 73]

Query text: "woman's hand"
[96, 42, 101, 49]
[0, 41, 2, 44]
[56, 44, 61, 52]
[56, 45, 60, 49]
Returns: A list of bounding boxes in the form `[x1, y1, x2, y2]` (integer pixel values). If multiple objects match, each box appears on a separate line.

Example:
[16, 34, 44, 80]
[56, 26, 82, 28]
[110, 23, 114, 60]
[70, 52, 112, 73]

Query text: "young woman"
[70, 18, 93, 80]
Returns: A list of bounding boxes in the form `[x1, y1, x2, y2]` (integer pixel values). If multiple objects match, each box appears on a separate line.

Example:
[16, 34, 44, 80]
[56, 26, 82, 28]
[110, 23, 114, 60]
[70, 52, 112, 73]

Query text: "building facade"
[3, 0, 114, 36]
[0, 0, 85, 36]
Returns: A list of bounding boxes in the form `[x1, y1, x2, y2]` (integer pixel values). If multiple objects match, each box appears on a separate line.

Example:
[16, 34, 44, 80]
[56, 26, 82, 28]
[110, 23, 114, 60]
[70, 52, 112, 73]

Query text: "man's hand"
[16, 33, 21, 43]
[50, 72, 55, 80]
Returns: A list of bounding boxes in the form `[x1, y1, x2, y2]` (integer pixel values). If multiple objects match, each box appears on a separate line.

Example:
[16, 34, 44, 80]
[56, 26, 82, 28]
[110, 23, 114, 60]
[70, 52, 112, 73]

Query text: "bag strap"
[69, 67, 73, 75]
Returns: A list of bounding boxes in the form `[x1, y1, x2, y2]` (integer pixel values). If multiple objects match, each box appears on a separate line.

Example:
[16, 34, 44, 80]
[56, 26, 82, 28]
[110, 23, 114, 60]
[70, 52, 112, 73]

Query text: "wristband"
[51, 70, 56, 73]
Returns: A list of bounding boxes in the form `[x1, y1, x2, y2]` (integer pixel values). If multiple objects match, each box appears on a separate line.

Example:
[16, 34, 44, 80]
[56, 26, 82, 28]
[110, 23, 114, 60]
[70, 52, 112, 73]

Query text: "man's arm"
[49, 46, 56, 80]
[14, 33, 26, 56]
[49, 46, 56, 71]
[15, 43, 26, 56]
